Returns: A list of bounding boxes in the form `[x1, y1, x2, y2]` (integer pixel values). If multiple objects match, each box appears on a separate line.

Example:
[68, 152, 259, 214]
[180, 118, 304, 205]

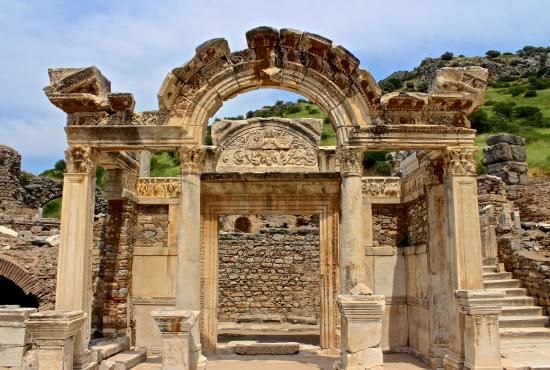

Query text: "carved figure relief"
[361, 178, 401, 197]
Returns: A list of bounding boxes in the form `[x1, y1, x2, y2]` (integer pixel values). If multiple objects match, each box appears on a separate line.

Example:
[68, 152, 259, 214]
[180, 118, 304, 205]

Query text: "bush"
[484, 99, 495, 106]
[470, 110, 491, 133]
[488, 113, 520, 133]
[375, 161, 391, 176]
[503, 52, 514, 56]
[507, 85, 525, 96]
[529, 78, 550, 90]
[492, 102, 516, 118]
[486, 50, 501, 58]
[363, 151, 389, 169]
[440, 51, 454, 61]
[524, 90, 537, 97]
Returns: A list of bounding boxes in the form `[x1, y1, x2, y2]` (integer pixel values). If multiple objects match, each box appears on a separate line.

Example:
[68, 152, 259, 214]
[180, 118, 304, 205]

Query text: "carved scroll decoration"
[65, 146, 95, 174]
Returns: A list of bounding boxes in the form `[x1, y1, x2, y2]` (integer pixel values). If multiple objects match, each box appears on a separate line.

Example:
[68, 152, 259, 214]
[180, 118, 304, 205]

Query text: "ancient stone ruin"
[1, 26, 549, 370]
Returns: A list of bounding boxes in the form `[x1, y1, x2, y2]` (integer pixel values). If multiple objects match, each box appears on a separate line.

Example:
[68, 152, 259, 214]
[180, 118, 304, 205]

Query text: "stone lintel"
[454, 290, 503, 315]
[151, 308, 200, 334]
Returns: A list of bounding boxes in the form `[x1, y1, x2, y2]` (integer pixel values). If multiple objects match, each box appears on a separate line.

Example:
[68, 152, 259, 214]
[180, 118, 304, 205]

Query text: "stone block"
[483, 143, 526, 164]
[0, 346, 26, 367]
[486, 133, 525, 146]
[486, 161, 528, 175]
[234, 342, 300, 355]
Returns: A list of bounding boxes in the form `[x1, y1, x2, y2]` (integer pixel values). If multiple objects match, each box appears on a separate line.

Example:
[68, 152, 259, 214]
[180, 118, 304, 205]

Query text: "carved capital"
[338, 147, 364, 176]
[178, 146, 205, 174]
[443, 146, 477, 177]
[65, 146, 96, 174]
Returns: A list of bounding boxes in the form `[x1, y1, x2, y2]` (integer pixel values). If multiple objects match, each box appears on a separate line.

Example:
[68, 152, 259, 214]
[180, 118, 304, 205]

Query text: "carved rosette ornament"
[65, 146, 96, 174]
[338, 147, 364, 176]
[178, 146, 206, 174]
[443, 146, 477, 177]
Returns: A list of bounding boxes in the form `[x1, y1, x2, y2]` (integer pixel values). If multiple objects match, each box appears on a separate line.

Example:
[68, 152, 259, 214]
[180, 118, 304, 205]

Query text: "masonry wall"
[217, 215, 320, 323]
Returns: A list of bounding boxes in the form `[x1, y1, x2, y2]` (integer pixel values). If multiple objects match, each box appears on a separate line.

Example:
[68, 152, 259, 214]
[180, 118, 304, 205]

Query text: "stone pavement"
[500, 338, 550, 369]
[134, 353, 430, 370]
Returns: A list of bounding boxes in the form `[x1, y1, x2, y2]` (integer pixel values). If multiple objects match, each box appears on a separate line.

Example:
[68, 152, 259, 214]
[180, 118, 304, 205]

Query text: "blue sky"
[1, 0, 549, 174]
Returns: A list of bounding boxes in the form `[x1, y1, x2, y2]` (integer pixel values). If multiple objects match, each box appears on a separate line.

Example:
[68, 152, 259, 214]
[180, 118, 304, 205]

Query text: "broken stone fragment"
[0, 226, 18, 237]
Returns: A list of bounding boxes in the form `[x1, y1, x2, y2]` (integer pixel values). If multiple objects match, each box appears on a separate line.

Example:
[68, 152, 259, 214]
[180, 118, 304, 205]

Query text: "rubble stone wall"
[217, 215, 321, 322]
[406, 197, 428, 246]
[372, 205, 407, 247]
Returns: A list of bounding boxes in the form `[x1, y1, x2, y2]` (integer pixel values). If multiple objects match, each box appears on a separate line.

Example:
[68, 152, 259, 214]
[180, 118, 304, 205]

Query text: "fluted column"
[55, 146, 97, 369]
[442, 146, 485, 370]
[174, 146, 207, 369]
[339, 146, 367, 293]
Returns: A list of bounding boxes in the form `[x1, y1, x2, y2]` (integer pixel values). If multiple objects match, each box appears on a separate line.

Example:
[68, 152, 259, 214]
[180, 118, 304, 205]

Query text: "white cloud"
[1, 0, 549, 173]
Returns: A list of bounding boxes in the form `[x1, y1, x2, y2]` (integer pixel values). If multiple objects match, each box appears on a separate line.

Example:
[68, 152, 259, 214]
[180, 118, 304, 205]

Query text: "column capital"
[178, 145, 206, 174]
[442, 146, 477, 178]
[338, 146, 364, 176]
[65, 145, 96, 174]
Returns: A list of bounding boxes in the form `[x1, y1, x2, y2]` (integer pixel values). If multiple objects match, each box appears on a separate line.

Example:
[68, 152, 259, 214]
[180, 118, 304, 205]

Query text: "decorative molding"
[338, 147, 363, 176]
[443, 146, 477, 177]
[136, 178, 181, 198]
[67, 110, 169, 126]
[64, 145, 96, 174]
[361, 177, 401, 197]
[178, 146, 206, 174]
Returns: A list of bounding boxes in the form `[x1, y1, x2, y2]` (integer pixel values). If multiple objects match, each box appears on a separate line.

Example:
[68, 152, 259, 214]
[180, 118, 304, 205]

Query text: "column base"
[151, 308, 205, 370]
[336, 293, 385, 370]
[444, 349, 464, 370]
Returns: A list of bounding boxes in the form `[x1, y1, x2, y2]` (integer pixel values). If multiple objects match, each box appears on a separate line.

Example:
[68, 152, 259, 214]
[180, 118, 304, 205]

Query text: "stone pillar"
[139, 150, 151, 177]
[335, 293, 385, 370]
[442, 146, 485, 370]
[151, 309, 200, 370]
[0, 306, 36, 368]
[424, 161, 450, 369]
[339, 146, 367, 293]
[455, 290, 504, 370]
[56, 146, 97, 369]
[25, 310, 87, 370]
[175, 146, 206, 369]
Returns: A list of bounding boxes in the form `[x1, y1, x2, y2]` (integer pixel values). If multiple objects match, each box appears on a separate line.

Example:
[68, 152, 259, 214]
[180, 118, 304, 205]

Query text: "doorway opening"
[216, 214, 321, 348]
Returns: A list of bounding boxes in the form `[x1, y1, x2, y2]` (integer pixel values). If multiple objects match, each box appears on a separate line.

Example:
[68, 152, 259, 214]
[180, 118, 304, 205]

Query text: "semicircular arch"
[158, 27, 382, 146]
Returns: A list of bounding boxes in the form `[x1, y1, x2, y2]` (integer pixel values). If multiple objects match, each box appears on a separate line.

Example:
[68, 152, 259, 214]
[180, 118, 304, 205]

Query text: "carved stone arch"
[0, 257, 41, 305]
[158, 26, 382, 146]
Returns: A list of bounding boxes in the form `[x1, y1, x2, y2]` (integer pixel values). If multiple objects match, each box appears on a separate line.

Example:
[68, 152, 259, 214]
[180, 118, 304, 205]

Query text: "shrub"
[363, 151, 388, 169]
[470, 110, 491, 133]
[509, 59, 520, 66]
[529, 78, 550, 90]
[486, 50, 501, 58]
[375, 161, 391, 176]
[484, 99, 495, 106]
[492, 102, 516, 118]
[507, 85, 524, 96]
[524, 90, 537, 97]
[503, 52, 514, 56]
[440, 51, 454, 61]
[488, 113, 520, 133]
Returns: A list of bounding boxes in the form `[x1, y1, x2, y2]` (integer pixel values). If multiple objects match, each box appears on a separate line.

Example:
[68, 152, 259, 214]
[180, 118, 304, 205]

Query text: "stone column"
[442, 146, 485, 370]
[339, 146, 367, 293]
[174, 146, 207, 369]
[139, 150, 151, 177]
[455, 290, 504, 370]
[424, 161, 450, 369]
[56, 146, 97, 369]
[151, 309, 200, 370]
[335, 293, 386, 370]
[25, 310, 87, 370]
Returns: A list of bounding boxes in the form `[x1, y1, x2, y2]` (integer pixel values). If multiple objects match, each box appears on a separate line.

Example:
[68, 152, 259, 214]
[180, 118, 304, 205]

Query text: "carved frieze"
[178, 146, 206, 174]
[136, 178, 181, 198]
[65, 146, 96, 174]
[361, 177, 401, 197]
[67, 111, 169, 126]
[443, 146, 477, 177]
[338, 147, 363, 176]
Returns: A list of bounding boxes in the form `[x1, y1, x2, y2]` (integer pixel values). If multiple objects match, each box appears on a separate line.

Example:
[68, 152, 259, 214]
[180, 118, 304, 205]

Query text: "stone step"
[500, 327, 550, 339]
[484, 296, 536, 306]
[234, 342, 300, 355]
[483, 271, 512, 281]
[91, 337, 130, 364]
[501, 306, 544, 317]
[498, 316, 550, 328]
[100, 350, 147, 370]
[501, 288, 529, 297]
[483, 265, 498, 273]
[484, 279, 521, 289]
